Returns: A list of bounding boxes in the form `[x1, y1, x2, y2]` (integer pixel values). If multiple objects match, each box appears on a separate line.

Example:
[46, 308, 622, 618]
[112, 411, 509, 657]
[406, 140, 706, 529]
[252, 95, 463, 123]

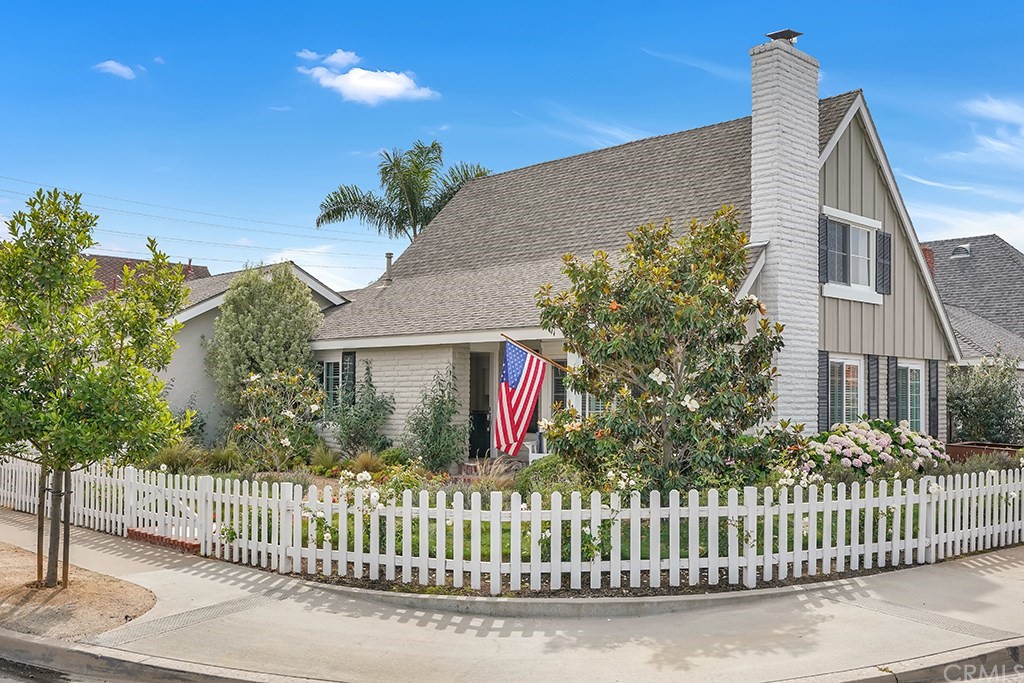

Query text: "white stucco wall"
[160, 308, 222, 443]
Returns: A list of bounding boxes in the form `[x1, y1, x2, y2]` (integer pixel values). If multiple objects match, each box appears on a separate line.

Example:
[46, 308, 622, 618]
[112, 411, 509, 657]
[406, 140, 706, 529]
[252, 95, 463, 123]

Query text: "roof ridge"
[470, 91, 863, 186]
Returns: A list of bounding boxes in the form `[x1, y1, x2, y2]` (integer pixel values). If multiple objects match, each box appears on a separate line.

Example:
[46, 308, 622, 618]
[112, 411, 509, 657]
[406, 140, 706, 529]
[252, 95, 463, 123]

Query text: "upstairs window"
[819, 208, 890, 304]
[826, 221, 872, 287]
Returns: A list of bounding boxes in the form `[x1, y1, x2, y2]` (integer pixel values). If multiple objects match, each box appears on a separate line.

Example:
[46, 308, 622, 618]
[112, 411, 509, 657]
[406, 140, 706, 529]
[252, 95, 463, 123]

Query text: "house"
[309, 30, 960, 455]
[923, 235, 1024, 371]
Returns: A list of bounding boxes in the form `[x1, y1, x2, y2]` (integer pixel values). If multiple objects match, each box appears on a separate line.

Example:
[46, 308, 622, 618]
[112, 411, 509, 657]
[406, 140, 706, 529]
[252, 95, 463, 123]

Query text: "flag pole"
[500, 333, 570, 372]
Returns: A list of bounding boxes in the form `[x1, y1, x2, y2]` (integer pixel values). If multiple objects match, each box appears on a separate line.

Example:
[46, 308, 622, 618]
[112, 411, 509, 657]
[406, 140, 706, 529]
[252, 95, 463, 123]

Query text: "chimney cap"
[766, 28, 802, 43]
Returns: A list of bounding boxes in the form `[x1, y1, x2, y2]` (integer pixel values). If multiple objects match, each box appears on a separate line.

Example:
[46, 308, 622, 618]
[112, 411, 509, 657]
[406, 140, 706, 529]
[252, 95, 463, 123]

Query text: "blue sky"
[2, 2, 1023, 290]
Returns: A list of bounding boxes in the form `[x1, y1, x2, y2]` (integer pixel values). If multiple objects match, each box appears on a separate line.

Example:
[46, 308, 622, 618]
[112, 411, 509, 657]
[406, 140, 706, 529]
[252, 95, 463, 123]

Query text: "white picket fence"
[2, 459, 1022, 594]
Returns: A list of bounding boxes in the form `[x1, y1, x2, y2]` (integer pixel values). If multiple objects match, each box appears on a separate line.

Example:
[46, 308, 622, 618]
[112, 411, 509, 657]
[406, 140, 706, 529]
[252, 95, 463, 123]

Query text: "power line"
[0, 186, 396, 245]
[93, 246, 382, 270]
[95, 228, 384, 259]
[0, 173, 366, 236]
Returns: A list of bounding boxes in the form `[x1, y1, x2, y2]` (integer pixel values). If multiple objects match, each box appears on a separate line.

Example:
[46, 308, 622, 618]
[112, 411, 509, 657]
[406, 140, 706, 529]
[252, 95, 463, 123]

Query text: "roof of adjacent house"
[88, 253, 211, 301]
[924, 234, 1024, 355]
[315, 91, 861, 341]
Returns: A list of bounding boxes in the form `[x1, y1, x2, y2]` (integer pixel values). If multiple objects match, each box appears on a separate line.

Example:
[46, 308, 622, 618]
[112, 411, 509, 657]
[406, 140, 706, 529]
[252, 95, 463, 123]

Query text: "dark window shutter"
[818, 215, 829, 283]
[876, 232, 892, 295]
[867, 355, 879, 418]
[928, 360, 939, 438]
[342, 351, 357, 406]
[818, 351, 830, 432]
[887, 356, 898, 420]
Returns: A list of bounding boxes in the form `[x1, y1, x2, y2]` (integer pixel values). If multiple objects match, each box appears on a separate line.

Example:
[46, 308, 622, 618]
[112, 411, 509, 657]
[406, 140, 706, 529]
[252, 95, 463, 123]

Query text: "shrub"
[332, 361, 395, 457]
[203, 443, 243, 472]
[515, 454, 594, 498]
[379, 446, 410, 466]
[310, 443, 342, 473]
[471, 456, 518, 492]
[149, 439, 204, 474]
[536, 208, 784, 486]
[769, 419, 949, 487]
[174, 393, 209, 446]
[349, 451, 384, 474]
[231, 370, 326, 471]
[403, 365, 470, 472]
[948, 354, 1024, 444]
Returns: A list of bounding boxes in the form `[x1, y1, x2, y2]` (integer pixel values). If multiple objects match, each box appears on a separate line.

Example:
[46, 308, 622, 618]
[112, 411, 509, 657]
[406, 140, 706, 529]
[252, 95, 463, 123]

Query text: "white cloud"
[322, 49, 360, 69]
[944, 96, 1024, 168]
[153, 56, 165, 65]
[545, 106, 649, 148]
[298, 65, 438, 106]
[899, 172, 1024, 204]
[266, 244, 367, 291]
[296, 48, 438, 106]
[910, 202, 1024, 249]
[641, 48, 748, 83]
[92, 60, 137, 80]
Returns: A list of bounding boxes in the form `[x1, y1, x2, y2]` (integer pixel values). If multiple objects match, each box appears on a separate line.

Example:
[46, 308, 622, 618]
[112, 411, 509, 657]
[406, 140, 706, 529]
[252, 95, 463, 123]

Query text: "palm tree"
[317, 140, 489, 241]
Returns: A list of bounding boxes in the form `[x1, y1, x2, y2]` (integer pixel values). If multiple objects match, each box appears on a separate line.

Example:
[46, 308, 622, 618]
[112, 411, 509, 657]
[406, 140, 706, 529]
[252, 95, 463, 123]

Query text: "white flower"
[281, 410, 295, 419]
[649, 368, 669, 385]
[928, 482, 944, 496]
[246, 373, 261, 382]
[159, 463, 168, 472]
[709, 419, 723, 431]
[683, 394, 699, 412]
[323, 530, 333, 543]
[279, 437, 291, 447]
[310, 404, 320, 413]
[356, 471, 372, 483]
[538, 419, 553, 433]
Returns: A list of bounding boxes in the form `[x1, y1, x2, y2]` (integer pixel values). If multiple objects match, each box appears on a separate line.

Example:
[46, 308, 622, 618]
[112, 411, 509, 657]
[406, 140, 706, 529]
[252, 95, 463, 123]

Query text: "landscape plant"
[403, 365, 470, 472]
[536, 207, 785, 489]
[947, 353, 1024, 444]
[231, 370, 326, 471]
[205, 264, 323, 416]
[332, 361, 395, 457]
[0, 189, 188, 587]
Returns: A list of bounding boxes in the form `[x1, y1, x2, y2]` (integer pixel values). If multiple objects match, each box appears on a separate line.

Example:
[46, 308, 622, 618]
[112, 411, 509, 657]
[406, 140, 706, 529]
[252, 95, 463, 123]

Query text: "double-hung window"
[820, 207, 889, 305]
[896, 363, 923, 432]
[553, 361, 613, 417]
[828, 356, 863, 426]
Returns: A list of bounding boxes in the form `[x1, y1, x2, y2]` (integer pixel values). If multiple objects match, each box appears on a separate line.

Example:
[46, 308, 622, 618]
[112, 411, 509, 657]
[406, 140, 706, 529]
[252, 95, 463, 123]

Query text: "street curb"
[0, 627, 336, 683]
[301, 574, 859, 618]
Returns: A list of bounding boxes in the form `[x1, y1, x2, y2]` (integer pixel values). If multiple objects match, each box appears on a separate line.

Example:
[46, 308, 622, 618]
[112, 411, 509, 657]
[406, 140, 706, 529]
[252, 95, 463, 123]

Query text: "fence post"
[124, 467, 138, 535]
[920, 475, 936, 564]
[279, 483, 293, 574]
[197, 475, 214, 557]
[743, 486, 759, 589]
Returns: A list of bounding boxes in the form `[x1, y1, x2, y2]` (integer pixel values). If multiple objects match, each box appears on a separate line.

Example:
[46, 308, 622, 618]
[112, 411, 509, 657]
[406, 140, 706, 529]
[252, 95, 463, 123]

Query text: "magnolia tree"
[948, 352, 1024, 444]
[0, 189, 188, 587]
[205, 265, 323, 416]
[231, 370, 326, 471]
[536, 208, 785, 489]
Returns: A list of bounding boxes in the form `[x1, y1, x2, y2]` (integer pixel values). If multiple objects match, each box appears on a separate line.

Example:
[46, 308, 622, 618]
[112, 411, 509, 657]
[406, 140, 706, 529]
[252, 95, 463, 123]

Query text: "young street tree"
[316, 139, 489, 241]
[205, 265, 324, 414]
[0, 189, 188, 587]
[947, 352, 1024, 444]
[536, 207, 785, 488]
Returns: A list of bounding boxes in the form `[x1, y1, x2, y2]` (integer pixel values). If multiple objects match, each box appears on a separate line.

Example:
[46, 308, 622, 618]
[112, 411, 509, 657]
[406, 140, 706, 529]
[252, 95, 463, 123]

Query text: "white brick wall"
[750, 38, 821, 427]
[318, 345, 468, 441]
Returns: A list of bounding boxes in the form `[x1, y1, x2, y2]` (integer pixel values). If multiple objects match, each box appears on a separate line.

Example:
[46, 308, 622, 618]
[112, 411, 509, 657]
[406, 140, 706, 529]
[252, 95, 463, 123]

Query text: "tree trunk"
[44, 469, 63, 588]
[62, 469, 71, 588]
[35, 466, 47, 585]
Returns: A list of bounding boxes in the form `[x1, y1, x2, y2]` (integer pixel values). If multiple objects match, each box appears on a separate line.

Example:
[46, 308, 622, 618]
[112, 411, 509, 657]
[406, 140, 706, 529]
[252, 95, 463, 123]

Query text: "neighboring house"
[165, 263, 345, 438]
[310, 30, 960, 455]
[88, 253, 211, 301]
[923, 235, 1024, 373]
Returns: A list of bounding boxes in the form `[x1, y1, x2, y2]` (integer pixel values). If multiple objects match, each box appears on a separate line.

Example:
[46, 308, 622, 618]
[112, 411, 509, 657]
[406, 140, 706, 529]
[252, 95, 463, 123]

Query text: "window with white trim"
[827, 221, 872, 287]
[896, 364, 923, 432]
[828, 357, 863, 426]
[554, 361, 613, 417]
[317, 352, 356, 408]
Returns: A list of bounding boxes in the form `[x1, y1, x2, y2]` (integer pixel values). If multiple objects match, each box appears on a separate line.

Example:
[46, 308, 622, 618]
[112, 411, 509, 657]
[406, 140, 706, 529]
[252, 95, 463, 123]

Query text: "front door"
[469, 352, 491, 458]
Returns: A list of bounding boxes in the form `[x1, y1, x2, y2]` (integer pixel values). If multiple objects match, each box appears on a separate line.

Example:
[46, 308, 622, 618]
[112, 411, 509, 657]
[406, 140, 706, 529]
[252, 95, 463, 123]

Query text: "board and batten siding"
[818, 115, 950, 362]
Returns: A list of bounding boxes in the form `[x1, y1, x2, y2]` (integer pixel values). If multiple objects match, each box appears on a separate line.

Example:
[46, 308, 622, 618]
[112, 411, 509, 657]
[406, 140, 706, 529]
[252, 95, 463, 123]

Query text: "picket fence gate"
[2, 459, 1022, 595]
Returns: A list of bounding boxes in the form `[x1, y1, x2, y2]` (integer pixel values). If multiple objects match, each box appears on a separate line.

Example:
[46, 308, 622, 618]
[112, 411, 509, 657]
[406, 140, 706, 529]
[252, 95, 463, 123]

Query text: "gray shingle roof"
[183, 268, 245, 307]
[924, 234, 1024, 340]
[315, 92, 860, 341]
[944, 305, 1024, 360]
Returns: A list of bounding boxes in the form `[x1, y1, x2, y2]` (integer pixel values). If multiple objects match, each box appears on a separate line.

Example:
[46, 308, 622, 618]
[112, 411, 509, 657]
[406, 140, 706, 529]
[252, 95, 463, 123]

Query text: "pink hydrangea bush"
[772, 419, 949, 487]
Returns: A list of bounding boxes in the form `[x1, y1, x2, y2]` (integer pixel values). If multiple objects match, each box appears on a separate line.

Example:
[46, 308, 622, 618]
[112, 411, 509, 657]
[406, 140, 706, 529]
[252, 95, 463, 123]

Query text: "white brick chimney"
[749, 30, 820, 427]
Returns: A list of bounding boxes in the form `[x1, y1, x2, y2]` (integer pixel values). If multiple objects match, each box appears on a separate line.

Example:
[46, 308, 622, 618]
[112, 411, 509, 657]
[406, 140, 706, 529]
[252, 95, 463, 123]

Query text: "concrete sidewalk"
[2, 508, 1023, 683]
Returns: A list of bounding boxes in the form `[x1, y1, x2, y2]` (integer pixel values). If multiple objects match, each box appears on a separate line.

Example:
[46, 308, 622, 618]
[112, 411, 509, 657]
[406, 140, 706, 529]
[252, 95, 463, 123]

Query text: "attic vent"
[950, 244, 971, 259]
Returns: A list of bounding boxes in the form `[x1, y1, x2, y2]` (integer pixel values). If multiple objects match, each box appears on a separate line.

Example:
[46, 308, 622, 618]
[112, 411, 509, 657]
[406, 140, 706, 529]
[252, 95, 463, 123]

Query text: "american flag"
[496, 341, 547, 457]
